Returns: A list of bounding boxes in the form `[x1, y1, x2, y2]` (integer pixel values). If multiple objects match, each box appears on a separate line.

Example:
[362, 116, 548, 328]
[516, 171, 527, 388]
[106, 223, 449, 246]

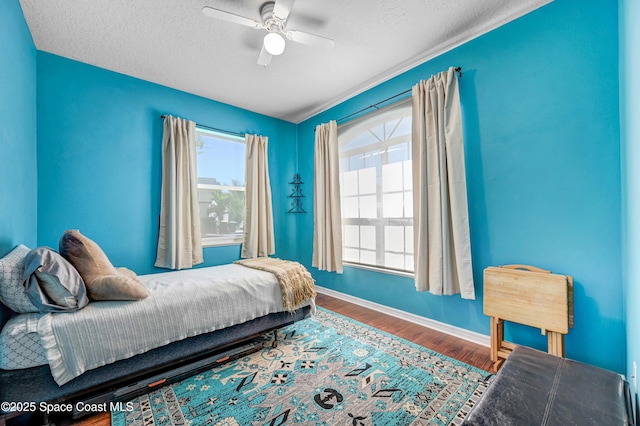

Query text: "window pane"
[394, 117, 412, 138]
[196, 129, 245, 246]
[404, 192, 413, 218]
[384, 119, 401, 139]
[388, 142, 409, 163]
[369, 123, 385, 142]
[403, 159, 412, 190]
[358, 167, 376, 194]
[344, 248, 360, 263]
[406, 255, 414, 271]
[382, 193, 403, 218]
[196, 132, 245, 186]
[360, 250, 377, 265]
[364, 150, 381, 169]
[384, 253, 405, 270]
[382, 162, 403, 192]
[342, 170, 359, 196]
[340, 132, 378, 154]
[340, 156, 349, 172]
[359, 195, 377, 219]
[343, 197, 359, 218]
[405, 226, 414, 254]
[384, 226, 404, 252]
[349, 154, 364, 170]
[344, 225, 359, 248]
[360, 226, 376, 250]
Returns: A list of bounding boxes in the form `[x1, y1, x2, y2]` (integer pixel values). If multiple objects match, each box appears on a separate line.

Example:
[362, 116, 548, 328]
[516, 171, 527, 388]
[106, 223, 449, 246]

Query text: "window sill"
[202, 235, 243, 248]
[343, 262, 414, 278]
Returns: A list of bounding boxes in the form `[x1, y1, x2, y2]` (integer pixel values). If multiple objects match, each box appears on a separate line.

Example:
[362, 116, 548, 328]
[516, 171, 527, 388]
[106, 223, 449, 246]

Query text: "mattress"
[0, 312, 48, 369]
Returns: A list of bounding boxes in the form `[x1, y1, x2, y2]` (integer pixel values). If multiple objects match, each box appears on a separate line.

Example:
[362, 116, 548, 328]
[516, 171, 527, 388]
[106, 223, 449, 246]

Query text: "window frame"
[195, 127, 246, 247]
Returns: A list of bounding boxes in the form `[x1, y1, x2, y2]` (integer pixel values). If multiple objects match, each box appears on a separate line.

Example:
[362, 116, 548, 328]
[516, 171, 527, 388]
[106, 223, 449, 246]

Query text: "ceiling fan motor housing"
[260, 1, 285, 33]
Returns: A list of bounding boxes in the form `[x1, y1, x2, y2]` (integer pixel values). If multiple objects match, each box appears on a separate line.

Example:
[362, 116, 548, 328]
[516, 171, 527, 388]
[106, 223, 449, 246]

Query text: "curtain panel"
[155, 115, 204, 270]
[241, 134, 275, 258]
[412, 67, 475, 299]
[313, 121, 343, 273]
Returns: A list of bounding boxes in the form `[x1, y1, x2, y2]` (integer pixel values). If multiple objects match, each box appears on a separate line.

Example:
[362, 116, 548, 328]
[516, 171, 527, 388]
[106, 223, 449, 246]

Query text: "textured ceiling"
[19, 0, 552, 123]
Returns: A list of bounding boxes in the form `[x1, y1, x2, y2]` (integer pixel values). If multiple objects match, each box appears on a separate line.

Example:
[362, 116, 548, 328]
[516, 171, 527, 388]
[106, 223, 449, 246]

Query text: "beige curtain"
[241, 134, 275, 258]
[412, 67, 475, 299]
[313, 121, 343, 273]
[155, 115, 203, 270]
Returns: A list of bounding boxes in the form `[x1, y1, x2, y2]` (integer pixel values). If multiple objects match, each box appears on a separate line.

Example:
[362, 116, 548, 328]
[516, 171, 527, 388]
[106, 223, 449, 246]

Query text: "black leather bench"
[463, 345, 634, 425]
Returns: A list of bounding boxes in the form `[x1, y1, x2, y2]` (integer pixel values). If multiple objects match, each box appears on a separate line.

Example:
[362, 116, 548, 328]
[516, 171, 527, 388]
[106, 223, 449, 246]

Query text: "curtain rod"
[333, 66, 462, 125]
[160, 115, 245, 138]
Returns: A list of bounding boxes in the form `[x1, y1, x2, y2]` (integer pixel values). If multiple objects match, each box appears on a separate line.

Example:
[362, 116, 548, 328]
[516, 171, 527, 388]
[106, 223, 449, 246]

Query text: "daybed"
[0, 235, 315, 425]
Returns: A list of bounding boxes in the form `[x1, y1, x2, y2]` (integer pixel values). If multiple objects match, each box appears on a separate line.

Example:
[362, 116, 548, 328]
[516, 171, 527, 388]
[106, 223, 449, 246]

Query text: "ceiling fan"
[202, 0, 335, 67]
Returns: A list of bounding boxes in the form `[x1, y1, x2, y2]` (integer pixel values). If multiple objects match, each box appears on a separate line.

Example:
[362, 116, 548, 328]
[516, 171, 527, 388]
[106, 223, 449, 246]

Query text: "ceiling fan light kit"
[264, 32, 286, 56]
[202, 0, 334, 66]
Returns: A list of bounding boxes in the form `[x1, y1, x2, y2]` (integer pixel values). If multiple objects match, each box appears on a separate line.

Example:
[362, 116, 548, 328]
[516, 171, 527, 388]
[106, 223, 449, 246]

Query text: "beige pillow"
[59, 230, 148, 301]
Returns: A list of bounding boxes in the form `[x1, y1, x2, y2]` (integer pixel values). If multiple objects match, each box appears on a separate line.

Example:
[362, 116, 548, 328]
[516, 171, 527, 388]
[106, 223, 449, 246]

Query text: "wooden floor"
[72, 292, 492, 426]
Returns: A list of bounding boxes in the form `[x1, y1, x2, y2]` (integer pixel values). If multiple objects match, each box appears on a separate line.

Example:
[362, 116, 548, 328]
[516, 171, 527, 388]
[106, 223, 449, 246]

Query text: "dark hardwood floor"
[314, 293, 493, 371]
[73, 292, 492, 426]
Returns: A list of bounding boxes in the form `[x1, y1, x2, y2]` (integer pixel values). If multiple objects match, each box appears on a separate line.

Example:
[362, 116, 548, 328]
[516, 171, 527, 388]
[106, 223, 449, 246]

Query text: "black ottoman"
[463, 345, 634, 425]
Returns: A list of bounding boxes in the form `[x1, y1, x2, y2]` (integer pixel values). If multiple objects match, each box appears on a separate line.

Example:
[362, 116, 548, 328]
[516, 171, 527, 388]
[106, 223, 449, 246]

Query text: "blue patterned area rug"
[112, 308, 489, 426]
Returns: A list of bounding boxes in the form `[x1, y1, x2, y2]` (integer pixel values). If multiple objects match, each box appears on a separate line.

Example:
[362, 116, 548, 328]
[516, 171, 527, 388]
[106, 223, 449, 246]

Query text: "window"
[196, 128, 245, 246]
[338, 99, 414, 273]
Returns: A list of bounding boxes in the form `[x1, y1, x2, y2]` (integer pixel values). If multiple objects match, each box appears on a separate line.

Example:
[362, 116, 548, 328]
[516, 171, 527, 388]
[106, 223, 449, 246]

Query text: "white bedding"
[31, 264, 310, 385]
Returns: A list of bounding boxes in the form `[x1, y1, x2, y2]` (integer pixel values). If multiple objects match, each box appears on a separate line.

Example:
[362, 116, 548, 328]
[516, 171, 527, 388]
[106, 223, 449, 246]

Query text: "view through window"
[338, 99, 414, 273]
[196, 128, 246, 246]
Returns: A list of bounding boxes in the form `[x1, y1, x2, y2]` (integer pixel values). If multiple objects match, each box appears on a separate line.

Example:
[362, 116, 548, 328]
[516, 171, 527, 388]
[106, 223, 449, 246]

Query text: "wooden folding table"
[483, 264, 573, 371]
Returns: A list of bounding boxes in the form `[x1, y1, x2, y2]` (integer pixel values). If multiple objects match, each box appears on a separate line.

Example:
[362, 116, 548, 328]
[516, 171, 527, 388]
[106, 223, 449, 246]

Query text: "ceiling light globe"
[264, 32, 285, 56]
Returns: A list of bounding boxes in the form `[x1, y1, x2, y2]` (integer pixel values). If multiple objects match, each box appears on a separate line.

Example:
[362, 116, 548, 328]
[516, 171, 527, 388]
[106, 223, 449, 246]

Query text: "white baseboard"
[315, 286, 490, 347]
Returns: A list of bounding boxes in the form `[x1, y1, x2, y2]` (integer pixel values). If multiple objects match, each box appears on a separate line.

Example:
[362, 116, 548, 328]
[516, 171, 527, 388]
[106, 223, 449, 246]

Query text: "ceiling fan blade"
[273, 0, 295, 21]
[257, 45, 273, 67]
[287, 30, 335, 50]
[201, 6, 262, 29]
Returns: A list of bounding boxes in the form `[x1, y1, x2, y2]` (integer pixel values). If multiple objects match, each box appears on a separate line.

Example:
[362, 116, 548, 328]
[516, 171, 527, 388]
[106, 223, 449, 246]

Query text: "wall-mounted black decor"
[287, 173, 306, 213]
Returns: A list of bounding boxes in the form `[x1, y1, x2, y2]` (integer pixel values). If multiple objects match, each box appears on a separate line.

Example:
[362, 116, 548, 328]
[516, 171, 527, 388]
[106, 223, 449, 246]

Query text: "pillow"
[23, 247, 89, 312]
[0, 245, 39, 313]
[59, 230, 148, 301]
[34, 271, 78, 308]
[116, 267, 138, 279]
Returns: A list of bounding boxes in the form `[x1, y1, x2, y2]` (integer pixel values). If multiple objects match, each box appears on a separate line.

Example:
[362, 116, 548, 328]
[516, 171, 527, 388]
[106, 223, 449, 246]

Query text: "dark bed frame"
[0, 303, 311, 425]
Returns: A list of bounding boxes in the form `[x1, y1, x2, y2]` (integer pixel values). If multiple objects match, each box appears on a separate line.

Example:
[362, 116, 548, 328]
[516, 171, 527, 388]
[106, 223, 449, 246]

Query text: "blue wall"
[621, 0, 640, 405]
[35, 52, 298, 274]
[0, 0, 37, 256]
[299, 0, 624, 373]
